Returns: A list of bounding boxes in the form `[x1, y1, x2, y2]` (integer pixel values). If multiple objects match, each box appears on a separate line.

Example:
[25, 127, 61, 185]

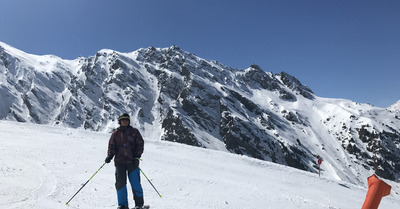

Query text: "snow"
[1, 120, 400, 209]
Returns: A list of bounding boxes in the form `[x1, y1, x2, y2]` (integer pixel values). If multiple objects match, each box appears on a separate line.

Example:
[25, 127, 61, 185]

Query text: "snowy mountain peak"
[389, 100, 400, 112]
[1, 42, 399, 186]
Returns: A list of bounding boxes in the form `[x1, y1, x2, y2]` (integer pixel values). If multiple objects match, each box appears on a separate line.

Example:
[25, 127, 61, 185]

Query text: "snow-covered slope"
[1, 41, 400, 186]
[1, 121, 400, 209]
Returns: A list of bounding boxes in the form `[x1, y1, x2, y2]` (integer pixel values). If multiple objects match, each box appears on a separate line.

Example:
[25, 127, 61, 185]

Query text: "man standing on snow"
[105, 113, 145, 209]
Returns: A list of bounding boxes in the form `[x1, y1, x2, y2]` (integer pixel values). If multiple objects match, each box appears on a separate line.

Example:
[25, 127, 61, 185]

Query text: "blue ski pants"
[115, 163, 144, 207]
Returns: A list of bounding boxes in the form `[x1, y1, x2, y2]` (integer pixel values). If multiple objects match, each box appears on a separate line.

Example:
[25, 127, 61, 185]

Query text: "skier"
[105, 113, 145, 209]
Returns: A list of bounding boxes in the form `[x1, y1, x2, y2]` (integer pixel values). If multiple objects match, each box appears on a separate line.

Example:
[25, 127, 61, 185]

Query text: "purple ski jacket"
[107, 126, 144, 164]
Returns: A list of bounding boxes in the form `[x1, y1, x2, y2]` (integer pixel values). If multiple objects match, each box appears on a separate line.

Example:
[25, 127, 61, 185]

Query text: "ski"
[132, 206, 150, 209]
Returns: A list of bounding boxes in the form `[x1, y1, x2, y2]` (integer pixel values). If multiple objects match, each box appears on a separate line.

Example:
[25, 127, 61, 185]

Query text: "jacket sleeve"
[134, 129, 144, 158]
[107, 131, 117, 158]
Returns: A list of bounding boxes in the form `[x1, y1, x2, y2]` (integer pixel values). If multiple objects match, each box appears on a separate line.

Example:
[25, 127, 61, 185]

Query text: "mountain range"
[1, 41, 399, 186]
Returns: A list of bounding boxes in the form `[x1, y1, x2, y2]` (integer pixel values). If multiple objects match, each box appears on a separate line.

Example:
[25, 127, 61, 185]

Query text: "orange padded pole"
[361, 174, 391, 209]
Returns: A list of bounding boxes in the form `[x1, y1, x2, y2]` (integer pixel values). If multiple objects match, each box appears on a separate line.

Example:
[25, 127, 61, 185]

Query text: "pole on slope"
[139, 167, 162, 198]
[66, 162, 106, 205]
[317, 156, 322, 177]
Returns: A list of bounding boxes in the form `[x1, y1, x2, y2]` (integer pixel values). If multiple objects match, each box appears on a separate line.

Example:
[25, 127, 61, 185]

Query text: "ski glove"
[133, 158, 140, 167]
[105, 156, 113, 163]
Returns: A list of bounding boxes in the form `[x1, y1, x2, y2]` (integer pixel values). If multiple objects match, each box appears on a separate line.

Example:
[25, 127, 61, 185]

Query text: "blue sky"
[1, 0, 399, 107]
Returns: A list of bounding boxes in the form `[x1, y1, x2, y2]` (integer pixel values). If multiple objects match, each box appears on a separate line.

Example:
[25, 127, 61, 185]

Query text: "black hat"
[118, 113, 130, 121]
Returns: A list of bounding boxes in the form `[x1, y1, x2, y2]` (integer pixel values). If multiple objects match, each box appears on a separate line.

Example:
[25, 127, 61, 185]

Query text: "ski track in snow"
[1, 120, 400, 209]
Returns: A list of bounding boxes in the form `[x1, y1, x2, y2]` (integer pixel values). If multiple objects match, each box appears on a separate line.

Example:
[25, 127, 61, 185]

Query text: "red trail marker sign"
[317, 156, 322, 177]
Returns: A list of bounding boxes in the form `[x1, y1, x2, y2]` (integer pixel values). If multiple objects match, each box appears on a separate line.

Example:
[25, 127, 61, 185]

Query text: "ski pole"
[66, 162, 106, 205]
[139, 167, 162, 198]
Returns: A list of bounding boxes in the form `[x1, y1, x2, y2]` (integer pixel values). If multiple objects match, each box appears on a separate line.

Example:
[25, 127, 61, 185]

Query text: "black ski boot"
[134, 206, 150, 209]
